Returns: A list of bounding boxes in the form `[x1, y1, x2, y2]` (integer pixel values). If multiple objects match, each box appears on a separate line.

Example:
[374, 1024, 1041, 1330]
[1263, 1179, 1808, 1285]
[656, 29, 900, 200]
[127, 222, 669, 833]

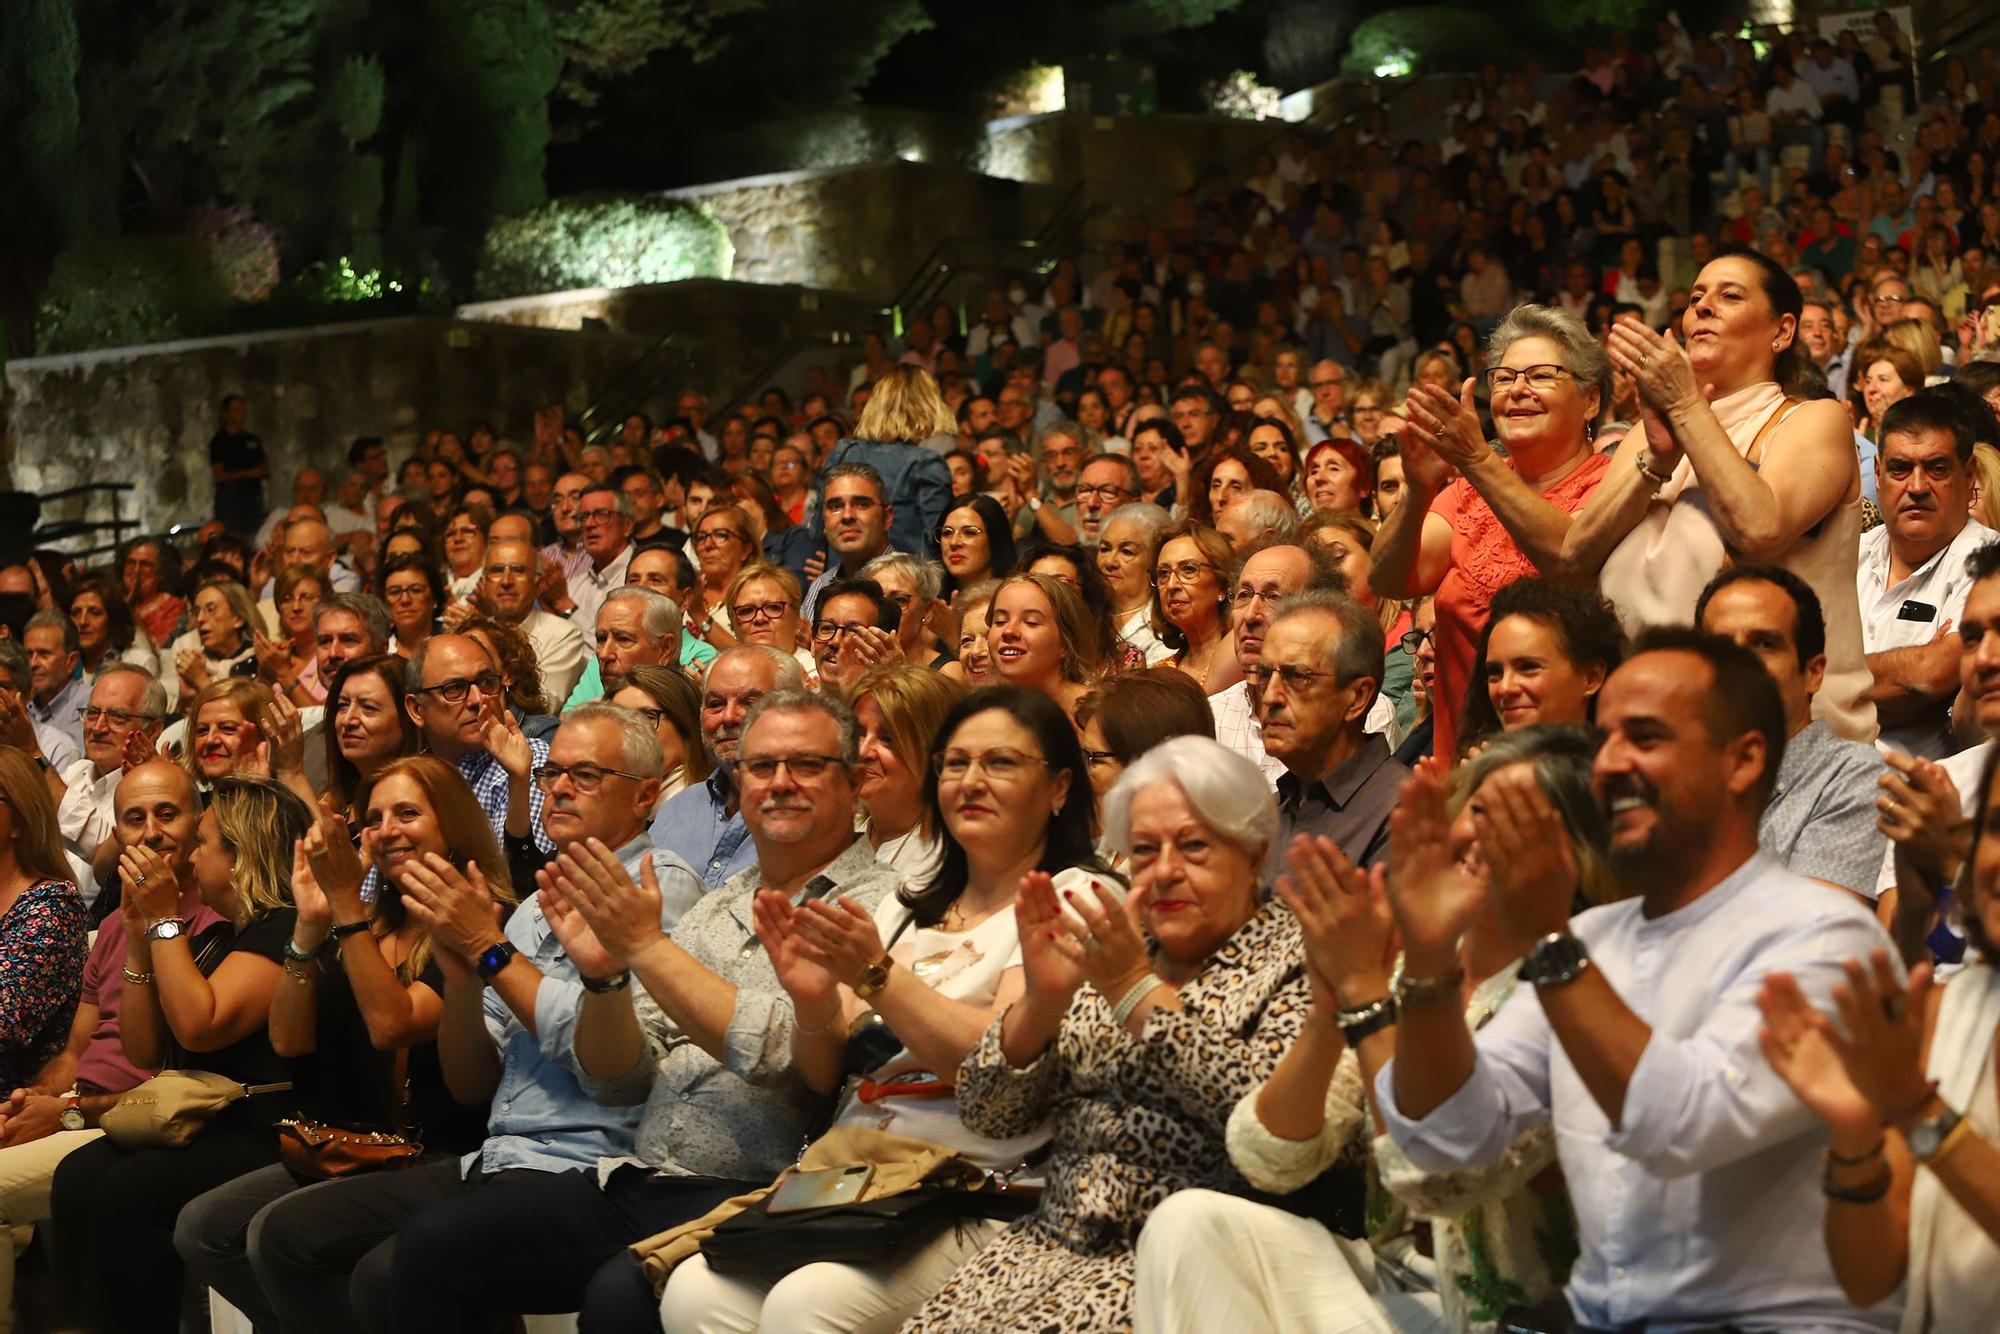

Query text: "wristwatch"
[475, 939, 519, 981]
[144, 918, 186, 943]
[853, 954, 894, 1000]
[580, 969, 631, 995]
[1904, 1103, 1967, 1164]
[1334, 994, 1399, 1045]
[1518, 933, 1592, 988]
[59, 1092, 85, 1133]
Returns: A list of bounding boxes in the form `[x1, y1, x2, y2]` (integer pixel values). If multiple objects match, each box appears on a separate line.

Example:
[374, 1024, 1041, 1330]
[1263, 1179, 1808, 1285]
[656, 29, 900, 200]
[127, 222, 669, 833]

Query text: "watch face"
[60, 1109, 87, 1131]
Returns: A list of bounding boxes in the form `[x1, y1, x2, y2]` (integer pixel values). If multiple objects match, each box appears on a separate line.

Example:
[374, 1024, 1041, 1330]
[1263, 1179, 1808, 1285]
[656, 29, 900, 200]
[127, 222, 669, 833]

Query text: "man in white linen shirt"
[1378, 629, 1898, 1332]
[1857, 391, 1996, 758]
[565, 484, 637, 632]
[479, 537, 588, 704]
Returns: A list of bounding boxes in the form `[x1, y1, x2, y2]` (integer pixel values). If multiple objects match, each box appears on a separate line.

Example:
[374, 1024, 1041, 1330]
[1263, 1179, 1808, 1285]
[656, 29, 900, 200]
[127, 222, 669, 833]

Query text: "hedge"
[474, 195, 733, 300]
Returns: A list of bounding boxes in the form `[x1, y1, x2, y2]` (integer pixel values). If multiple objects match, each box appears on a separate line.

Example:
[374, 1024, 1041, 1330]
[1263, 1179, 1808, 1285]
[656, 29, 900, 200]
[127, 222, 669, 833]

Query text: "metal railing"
[31, 482, 136, 561]
[574, 332, 697, 445]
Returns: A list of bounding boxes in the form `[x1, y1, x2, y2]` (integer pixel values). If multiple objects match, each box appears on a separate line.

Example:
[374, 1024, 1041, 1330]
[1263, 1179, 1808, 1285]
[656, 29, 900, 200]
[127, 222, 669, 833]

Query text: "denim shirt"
[809, 437, 953, 562]
[648, 769, 755, 890]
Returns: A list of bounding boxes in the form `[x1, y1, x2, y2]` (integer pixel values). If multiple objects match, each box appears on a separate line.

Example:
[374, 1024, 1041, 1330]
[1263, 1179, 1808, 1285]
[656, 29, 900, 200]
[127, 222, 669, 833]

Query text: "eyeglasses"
[384, 585, 431, 604]
[484, 563, 532, 579]
[731, 599, 793, 624]
[629, 706, 669, 729]
[934, 747, 1049, 782]
[79, 706, 161, 726]
[813, 621, 874, 643]
[532, 761, 645, 793]
[1081, 747, 1119, 768]
[1232, 586, 1288, 610]
[694, 529, 744, 547]
[736, 753, 845, 782]
[937, 524, 985, 541]
[1486, 365, 1574, 392]
[1152, 560, 1218, 586]
[1310, 378, 1345, 390]
[1075, 484, 1136, 501]
[414, 672, 502, 704]
[577, 508, 623, 525]
[1400, 627, 1433, 655]
[1873, 292, 1909, 305]
[1248, 663, 1339, 690]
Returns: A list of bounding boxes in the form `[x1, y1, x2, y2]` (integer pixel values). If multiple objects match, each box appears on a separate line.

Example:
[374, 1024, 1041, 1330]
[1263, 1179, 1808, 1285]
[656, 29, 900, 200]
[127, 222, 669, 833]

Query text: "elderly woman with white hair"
[1095, 501, 1176, 666]
[1369, 303, 1615, 759]
[901, 736, 1317, 1333]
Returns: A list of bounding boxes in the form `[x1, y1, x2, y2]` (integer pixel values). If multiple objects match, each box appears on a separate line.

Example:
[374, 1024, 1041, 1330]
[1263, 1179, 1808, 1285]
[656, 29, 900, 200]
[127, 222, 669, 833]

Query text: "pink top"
[74, 892, 227, 1096]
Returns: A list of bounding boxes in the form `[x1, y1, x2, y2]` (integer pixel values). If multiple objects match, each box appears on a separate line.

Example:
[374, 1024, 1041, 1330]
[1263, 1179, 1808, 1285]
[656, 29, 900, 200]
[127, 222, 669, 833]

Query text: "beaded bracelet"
[1112, 974, 1165, 1027]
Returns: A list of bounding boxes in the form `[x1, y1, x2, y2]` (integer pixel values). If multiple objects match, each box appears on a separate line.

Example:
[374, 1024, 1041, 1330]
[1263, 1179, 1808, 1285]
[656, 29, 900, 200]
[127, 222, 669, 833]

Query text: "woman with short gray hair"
[1096, 502, 1175, 667]
[1367, 303, 1614, 758]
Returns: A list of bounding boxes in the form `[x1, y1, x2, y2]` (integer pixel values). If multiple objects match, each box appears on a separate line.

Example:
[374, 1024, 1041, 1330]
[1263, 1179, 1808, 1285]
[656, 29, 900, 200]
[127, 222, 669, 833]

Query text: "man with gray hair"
[593, 587, 684, 700]
[1255, 590, 1407, 869]
[1013, 422, 1085, 544]
[480, 535, 588, 704]
[1073, 452, 1140, 548]
[0, 638, 83, 788]
[568, 483, 638, 632]
[23, 608, 88, 753]
[650, 644, 807, 889]
[1215, 490, 1299, 555]
[56, 662, 169, 892]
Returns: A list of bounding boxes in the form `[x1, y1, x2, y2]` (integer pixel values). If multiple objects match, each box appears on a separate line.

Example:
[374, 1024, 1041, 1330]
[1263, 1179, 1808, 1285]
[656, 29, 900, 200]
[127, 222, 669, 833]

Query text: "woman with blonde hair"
[685, 503, 759, 648]
[722, 562, 817, 679]
[182, 677, 275, 782]
[819, 365, 957, 559]
[174, 759, 510, 1334]
[989, 571, 1103, 711]
[168, 578, 264, 711]
[849, 663, 967, 879]
[1148, 520, 1240, 695]
[1971, 442, 2000, 531]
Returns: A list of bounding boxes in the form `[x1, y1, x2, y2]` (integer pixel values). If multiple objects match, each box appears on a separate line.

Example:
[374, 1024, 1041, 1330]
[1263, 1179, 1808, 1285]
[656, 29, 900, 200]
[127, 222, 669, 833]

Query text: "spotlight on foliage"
[474, 196, 734, 300]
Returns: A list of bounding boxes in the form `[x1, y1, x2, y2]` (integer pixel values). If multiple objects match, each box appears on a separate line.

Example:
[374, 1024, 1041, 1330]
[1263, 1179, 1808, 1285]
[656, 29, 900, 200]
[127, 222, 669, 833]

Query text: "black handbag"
[700, 1184, 1036, 1280]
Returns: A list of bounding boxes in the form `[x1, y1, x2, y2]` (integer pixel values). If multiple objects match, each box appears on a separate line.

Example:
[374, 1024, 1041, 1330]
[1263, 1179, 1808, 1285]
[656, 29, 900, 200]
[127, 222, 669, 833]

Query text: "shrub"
[474, 195, 734, 300]
[34, 234, 230, 354]
[1339, 7, 1523, 78]
[190, 204, 281, 304]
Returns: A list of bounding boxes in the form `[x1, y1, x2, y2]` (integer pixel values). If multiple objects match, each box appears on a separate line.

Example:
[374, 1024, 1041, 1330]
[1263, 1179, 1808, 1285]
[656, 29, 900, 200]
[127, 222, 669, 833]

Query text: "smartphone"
[767, 1164, 872, 1214]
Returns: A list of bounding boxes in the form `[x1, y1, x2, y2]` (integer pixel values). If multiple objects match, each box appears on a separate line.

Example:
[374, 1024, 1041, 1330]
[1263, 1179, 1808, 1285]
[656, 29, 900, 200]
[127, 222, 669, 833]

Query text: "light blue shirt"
[29, 672, 89, 756]
[648, 768, 755, 890]
[469, 834, 702, 1176]
[562, 642, 717, 712]
[1377, 854, 1900, 1332]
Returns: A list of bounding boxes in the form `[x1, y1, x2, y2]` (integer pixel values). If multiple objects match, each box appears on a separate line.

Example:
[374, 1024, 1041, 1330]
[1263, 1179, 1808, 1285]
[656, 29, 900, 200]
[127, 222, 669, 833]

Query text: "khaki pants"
[0, 1128, 103, 1334]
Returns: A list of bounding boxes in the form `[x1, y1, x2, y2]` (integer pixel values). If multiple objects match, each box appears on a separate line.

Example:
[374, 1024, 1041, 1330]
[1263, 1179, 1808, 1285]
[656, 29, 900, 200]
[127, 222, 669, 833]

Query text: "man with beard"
[1255, 591, 1405, 868]
[1377, 628, 1895, 1332]
[1072, 454, 1139, 550]
[648, 645, 806, 890]
[1012, 423, 1085, 545]
[1857, 391, 1993, 758]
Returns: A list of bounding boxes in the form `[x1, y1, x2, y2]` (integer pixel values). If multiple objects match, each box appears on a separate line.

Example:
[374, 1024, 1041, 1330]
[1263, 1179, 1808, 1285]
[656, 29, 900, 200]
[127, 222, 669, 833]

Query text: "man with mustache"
[480, 537, 587, 705]
[649, 645, 806, 890]
[1856, 391, 1993, 758]
[1378, 629, 1896, 1332]
[1254, 590, 1406, 869]
[1073, 453, 1140, 548]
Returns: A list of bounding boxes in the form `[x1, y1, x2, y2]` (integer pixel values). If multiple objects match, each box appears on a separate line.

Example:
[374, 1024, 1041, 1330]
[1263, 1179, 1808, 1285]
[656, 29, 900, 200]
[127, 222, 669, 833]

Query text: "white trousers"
[1133, 1190, 1448, 1334]
[0, 1128, 103, 1334]
[658, 1215, 1006, 1334]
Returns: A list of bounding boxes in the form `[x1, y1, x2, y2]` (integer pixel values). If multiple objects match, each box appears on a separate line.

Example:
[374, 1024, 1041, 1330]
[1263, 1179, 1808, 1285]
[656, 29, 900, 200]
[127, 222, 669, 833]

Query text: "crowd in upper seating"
[3, 13, 2000, 1334]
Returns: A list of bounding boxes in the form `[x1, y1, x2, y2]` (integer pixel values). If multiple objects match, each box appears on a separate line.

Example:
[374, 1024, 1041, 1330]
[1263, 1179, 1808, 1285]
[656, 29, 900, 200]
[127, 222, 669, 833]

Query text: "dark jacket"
[811, 437, 953, 560]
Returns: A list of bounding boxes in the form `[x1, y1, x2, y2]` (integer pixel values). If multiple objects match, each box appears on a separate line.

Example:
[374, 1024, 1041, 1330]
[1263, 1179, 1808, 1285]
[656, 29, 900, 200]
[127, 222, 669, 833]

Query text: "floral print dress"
[901, 903, 1310, 1333]
[0, 879, 90, 1094]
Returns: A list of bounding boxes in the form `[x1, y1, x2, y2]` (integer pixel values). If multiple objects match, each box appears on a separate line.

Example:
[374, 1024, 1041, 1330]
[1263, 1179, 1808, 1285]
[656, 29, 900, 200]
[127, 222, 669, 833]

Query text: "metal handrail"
[575, 331, 686, 439]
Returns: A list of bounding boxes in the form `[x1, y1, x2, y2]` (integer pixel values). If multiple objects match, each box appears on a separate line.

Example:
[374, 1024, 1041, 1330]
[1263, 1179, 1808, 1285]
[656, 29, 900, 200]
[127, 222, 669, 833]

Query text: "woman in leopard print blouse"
[903, 737, 1316, 1333]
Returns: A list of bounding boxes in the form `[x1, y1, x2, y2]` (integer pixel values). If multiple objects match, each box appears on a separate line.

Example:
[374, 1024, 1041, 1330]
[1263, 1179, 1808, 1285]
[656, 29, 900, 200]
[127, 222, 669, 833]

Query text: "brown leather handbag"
[276, 1049, 423, 1179]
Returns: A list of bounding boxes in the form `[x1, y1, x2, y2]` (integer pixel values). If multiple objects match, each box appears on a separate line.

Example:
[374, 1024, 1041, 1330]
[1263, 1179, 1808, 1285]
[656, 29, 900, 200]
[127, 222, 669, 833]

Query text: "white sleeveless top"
[1903, 962, 2000, 1332]
[1598, 381, 1875, 742]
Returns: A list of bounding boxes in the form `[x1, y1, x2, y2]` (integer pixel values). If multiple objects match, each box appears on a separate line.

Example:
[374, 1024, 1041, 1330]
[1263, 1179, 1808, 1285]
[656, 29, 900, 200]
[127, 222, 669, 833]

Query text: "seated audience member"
[900, 735, 1309, 1333]
[67, 571, 160, 683]
[650, 644, 806, 890]
[1211, 543, 1357, 785]
[659, 684, 1099, 1328]
[461, 616, 559, 741]
[315, 654, 420, 825]
[1148, 520, 1242, 695]
[685, 503, 760, 650]
[479, 536, 588, 705]
[860, 552, 950, 669]
[1097, 503, 1174, 666]
[118, 538, 187, 660]
[1859, 391, 1996, 757]
[243, 705, 687, 1334]
[22, 610, 88, 755]
[1302, 437, 1375, 516]
[257, 564, 331, 703]
[0, 745, 90, 1126]
[57, 664, 168, 893]
[50, 773, 314, 1334]
[0, 762, 228, 1326]
[1137, 725, 1610, 1330]
[850, 663, 965, 881]
[1376, 630, 1896, 1331]
[722, 561, 817, 682]
[167, 578, 262, 713]
[1216, 490, 1299, 554]
[1587, 252, 1873, 743]
[438, 503, 490, 603]
[938, 494, 1017, 602]
[621, 542, 720, 673]
[291, 590, 393, 710]
[179, 677, 316, 806]
[811, 577, 902, 697]
[378, 553, 445, 657]
[988, 572, 1101, 713]
[1698, 564, 1889, 898]
[1257, 592, 1407, 869]
[1455, 578, 1624, 759]
[1074, 668, 1215, 809]
[1074, 452, 1142, 548]
[1190, 445, 1287, 528]
[535, 691, 904, 1328]
[591, 586, 689, 703]
[803, 464, 898, 626]
[611, 663, 708, 802]
[0, 638, 82, 778]
[1371, 305, 1614, 760]
[1760, 740, 2000, 1321]
[733, 469, 815, 575]
[940, 580, 1001, 689]
[1395, 598, 1437, 766]
[173, 758, 509, 1330]
[1018, 540, 1129, 674]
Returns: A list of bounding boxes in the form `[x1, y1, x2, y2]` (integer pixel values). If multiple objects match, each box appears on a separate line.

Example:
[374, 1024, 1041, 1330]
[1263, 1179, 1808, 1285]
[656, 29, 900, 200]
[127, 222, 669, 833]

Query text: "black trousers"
[48, 1120, 282, 1334]
[250, 1156, 755, 1334]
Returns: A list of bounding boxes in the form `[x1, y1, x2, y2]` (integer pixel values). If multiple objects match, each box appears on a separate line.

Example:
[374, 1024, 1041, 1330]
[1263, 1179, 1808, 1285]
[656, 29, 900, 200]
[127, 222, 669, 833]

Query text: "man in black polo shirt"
[208, 394, 269, 536]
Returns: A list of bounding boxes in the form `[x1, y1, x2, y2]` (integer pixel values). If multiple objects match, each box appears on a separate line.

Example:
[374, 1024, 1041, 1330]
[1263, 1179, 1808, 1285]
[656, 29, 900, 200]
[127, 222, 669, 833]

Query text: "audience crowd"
[5, 13, 2000, 1334]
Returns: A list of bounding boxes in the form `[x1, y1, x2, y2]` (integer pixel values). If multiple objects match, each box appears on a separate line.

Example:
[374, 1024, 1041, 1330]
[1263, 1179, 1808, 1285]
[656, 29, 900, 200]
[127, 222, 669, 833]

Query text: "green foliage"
[34, 235, 231, 354]
[474, 196, 732, 299]
[1339, 7, 1523, 77]
[0, 0, 97, 250]
[547, 0, 762, 106]
[190, 205, 282, 304]
[327, 54, 386, 145]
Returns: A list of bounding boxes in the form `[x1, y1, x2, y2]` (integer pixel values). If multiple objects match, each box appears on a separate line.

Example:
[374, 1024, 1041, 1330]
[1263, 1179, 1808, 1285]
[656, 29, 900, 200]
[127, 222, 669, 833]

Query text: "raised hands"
[291, 837, 334, 950]
[750, 889, 842, 1017]
[253, 631, 294, 687]
[1276, 833, 1397, 1008]
[1467, 765, 1579, 944]
[1756, 970, 1881, 1139]
[1051, 876, 1151, 1001]
[1404, 377, 1489, 473]
[118, 843, 182, 922]
[1604, 316, 1705, 418]
[1386, 757, 1485, 973]
[264, 692, 307, 779]
[399, 854, 504, 963]
[302, 798, 367, 908]
[1013, 870, 1089, 1008]
[1824, 951, 1935, 1121]
[538, 838, 665, 968]
[1878, 751, 1967, 898]
[481, 703, 534, 781]
[789, 896, 888, 991]
[120, 726, 158, 772]
[537, 874, 621, 980]
[0, 690, 40, 756]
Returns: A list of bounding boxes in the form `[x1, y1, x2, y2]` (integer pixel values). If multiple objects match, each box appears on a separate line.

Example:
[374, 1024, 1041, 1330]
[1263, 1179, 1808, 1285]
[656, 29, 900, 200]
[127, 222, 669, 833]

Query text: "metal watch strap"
[1334, 994, 1398, 1045]
[853, 955, 894, 999]
[1518, 932, 1592, 988]
[580, 969, 631, 995]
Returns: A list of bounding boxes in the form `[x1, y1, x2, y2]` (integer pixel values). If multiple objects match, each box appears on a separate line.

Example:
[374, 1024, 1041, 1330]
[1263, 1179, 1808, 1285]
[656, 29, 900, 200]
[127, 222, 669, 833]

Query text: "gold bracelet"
[121, 967, 155, 986]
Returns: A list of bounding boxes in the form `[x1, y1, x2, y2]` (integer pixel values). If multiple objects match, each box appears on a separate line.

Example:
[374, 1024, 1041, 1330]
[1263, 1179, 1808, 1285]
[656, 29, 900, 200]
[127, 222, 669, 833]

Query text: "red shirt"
[73, 892, 227, 1096]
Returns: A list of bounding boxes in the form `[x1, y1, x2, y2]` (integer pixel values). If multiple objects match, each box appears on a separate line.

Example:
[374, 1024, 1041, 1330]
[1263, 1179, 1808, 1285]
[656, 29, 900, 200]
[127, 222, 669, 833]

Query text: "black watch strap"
[476, 939, 520, 981]
[580, 969, 631, 994]
[1334, 994, 1399, 1045]
[1518, 932, 1591, 988]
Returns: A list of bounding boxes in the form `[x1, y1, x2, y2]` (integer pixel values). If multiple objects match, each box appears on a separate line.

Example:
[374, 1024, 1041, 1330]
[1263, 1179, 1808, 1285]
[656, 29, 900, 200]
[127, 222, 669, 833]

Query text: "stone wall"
[980, 112, 1281, 205]
[5, 319, 665, 543]
[663, 162, 1063, 298]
